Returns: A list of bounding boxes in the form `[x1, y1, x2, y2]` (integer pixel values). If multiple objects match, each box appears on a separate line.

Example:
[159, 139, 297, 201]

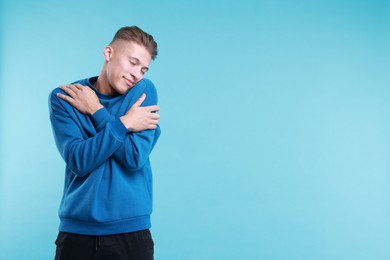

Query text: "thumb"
[133, 93, 146, 107]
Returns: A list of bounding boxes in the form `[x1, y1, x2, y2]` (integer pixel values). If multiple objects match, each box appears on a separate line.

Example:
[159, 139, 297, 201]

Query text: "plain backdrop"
[1, 0, 389, 259]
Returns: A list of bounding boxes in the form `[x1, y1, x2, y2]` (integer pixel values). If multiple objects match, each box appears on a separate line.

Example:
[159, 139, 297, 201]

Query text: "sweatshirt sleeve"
[88, 80, 161, 172]
[49, 90, 129, 177]
[90, 107, 114, 132]
[111, 85, 161, 171]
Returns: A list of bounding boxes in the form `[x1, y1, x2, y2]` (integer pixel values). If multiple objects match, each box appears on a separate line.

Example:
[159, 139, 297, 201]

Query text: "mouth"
[123, 77, 135, 87]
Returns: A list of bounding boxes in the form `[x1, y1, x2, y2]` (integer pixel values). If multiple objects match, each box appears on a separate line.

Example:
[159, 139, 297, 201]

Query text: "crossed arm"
[57, 83, 160, 132]
[51, 83, 160, 176]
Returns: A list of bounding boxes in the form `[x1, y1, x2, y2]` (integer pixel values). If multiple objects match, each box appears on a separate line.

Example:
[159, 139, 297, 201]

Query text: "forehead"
[112, 40, 151, 64]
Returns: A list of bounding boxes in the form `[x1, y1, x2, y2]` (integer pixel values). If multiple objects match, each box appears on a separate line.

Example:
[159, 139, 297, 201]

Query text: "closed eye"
[128, 56, 149, 74]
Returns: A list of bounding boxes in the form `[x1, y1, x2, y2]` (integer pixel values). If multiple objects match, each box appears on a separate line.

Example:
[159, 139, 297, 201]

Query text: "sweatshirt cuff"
[91, 107, 111, 131]
[110, 118, 130, 141]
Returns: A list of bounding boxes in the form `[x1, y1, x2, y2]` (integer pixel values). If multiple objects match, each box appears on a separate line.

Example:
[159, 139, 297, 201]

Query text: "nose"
[130, 68, 141, 81]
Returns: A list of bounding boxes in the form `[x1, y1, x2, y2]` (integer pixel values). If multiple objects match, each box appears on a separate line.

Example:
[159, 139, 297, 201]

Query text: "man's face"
[104, 40, 151, 95]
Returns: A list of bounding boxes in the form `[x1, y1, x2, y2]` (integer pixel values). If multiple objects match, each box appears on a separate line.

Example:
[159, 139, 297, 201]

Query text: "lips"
[123, 77, 135, 86]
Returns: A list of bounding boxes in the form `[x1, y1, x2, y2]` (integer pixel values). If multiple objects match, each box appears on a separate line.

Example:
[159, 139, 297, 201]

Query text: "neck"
[94, 65, 113, 95]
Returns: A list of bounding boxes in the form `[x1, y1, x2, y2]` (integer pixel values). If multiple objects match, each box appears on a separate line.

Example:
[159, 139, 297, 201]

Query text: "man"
[49, 26, 160, 260]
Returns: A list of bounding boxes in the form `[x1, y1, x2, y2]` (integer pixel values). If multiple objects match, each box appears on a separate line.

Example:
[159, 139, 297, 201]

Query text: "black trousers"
[54, 229, 154, 260]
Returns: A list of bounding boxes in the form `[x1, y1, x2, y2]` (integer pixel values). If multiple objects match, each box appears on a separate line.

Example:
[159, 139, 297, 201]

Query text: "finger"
[59, 84, 72, 90]
[68, 84, 80, 92]
[148, 124, 158, 130]
[150, 119, 159, 125]
[150, 113, 160, 120]
[74, 83, 84, 89]
[133, 93, 146, 107]
[56, 93, 74, 104]
[145, 105, 160, 112]
[58, 85, 69, 90]
[59, 85, 76, 96]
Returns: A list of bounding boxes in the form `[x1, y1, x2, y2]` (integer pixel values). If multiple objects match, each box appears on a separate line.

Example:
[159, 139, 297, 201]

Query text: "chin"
[115, 89, 127, 95]
[115, 84, 131, 95]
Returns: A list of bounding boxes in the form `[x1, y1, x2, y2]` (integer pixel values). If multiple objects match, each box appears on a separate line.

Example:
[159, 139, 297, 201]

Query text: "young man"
[49, 26, 160, 260]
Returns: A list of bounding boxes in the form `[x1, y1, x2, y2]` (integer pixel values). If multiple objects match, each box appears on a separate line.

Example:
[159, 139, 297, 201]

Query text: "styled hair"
[110, 26, 158, 60]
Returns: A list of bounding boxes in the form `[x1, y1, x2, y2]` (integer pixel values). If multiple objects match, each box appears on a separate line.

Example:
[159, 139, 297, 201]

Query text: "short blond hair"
[110, 26, 158, 60]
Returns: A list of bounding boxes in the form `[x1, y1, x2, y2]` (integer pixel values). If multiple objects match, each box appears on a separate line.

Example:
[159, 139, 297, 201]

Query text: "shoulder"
[49, 78, 89, 97]
[49, 87, 62, 102]
[48, 78, 88, 112]
[134, 78, 157, 93]
[126, 78, 158, 98]
[124, 78, 158, 106]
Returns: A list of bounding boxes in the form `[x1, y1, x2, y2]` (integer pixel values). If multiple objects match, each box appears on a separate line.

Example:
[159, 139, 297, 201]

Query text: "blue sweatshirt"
[49, 77, 160, 235]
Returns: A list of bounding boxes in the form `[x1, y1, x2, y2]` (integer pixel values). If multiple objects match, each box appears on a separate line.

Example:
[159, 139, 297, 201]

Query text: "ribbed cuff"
[110, 118, 130, 141]
[91, 108, 111, 131]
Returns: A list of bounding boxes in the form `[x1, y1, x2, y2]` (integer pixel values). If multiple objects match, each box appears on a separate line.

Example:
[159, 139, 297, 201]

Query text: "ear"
[103, 46, 113, 62]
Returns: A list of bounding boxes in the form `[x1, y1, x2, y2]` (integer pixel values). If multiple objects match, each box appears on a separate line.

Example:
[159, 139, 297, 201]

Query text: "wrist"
[120, 115, 133, 131]
[89, 104, 104, 115]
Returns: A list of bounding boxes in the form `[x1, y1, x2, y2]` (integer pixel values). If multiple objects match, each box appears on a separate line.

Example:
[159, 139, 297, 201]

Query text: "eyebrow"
[129, 57, 149, 72]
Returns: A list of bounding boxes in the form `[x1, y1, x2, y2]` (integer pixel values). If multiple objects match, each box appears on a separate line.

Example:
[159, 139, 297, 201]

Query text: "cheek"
[116, 59, 129, 71]
[106, 66, 120, 87]
[121, 63, 132, 74]
[109, 63, 124, 78]
[106, 64, 114, 81]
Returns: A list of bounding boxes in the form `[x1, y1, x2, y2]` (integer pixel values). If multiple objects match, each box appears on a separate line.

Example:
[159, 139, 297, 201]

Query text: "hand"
[120, 94, 160, 132]
[57, 84, 103, 115]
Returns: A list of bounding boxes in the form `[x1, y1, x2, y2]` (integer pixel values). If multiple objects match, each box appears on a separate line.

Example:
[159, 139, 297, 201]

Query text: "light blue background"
[1, 0, 389, 259]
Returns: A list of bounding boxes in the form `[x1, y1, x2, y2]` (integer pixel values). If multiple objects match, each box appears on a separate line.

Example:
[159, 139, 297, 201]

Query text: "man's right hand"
[120, 93, 160, 132]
